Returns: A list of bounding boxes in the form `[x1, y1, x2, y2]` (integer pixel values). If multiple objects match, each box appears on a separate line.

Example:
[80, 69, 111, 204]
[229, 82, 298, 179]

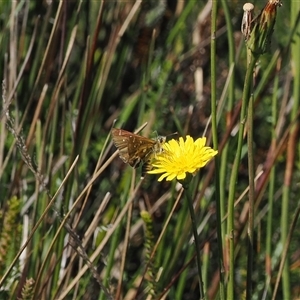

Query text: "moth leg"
[141, 160, 152, 178]
[132, 158, 142, 168]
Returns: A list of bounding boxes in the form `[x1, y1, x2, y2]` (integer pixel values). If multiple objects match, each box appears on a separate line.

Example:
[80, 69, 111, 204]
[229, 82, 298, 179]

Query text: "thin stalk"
[99, 218, 122, 300]
[99, 176, 131, 300]
[280, 185, 291, 298]
[264, 62, 280, 298]
[272, 205, 300, 300]
[246, 91, 255, 300]
[280, 3, 300, 297]
[115, 200, 133, 300]
[202, 242, 210, 293]
[219, 0, 236, 242]
[210, 0, 225, 298]
[184, 184, 205, 299]
[264, 165, 275, 299]
[227, 55, 257, 299]
[176, 245, 194, 299]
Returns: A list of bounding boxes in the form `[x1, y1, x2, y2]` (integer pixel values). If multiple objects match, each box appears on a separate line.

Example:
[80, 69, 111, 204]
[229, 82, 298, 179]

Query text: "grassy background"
[0, 1, 299, 299]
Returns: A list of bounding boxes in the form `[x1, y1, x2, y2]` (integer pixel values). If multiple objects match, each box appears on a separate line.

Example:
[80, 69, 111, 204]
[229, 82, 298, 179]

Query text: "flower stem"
[227, 55, 257, 299]
[184, 184, 205, 299]
[246, 90, 255, 300]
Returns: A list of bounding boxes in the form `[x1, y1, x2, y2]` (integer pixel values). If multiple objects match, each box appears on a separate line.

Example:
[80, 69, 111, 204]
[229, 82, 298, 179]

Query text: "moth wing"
[111, 129, 131, 164]
[126, 136, 155, 167]
[111, 129, 143, 167]
[129, 138, 156, 161]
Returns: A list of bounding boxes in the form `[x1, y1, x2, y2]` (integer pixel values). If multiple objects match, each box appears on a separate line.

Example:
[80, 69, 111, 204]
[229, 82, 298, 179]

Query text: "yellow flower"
[148, 135, 218, 182]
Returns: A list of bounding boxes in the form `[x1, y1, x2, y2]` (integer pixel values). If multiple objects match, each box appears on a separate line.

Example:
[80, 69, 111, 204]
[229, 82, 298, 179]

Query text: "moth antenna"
[166, 132, 178, 138]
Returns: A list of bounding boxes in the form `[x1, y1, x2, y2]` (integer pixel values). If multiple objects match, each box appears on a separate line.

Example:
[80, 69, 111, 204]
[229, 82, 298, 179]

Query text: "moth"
[111, 128, 166, 176]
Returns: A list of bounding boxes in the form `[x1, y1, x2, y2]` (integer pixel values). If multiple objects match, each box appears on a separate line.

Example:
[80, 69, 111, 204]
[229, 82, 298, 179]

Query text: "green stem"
[246, 91, 255, 300]
[280, 186, 291, 298]
[264, 52, 279, 297]
[184, 184, 205, 299]
[272, 205, 300, 300]
[280, 4, 300, 298]
[210, 0, 225, 298]
[227, 55, 257, 299]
